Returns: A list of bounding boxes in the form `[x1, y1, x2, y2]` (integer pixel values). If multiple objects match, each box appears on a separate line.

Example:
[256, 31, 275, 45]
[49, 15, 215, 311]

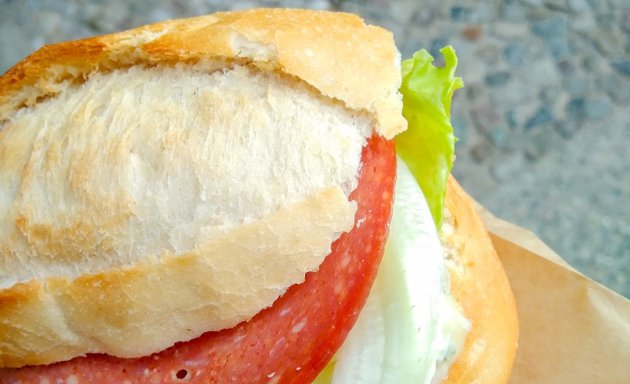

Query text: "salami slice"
[1, 135, 396, 384]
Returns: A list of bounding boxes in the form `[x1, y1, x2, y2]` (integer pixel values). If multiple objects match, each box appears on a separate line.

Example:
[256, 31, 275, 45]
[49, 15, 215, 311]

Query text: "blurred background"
[1, 0, 628, 297]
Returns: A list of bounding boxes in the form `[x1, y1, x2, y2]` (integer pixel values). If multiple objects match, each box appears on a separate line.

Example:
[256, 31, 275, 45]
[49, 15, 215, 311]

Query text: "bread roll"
[442, 178, 518, 384]
[0, 11, 518, 384]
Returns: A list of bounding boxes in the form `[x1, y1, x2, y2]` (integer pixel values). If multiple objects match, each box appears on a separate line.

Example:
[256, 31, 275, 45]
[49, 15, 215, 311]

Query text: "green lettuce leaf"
[396, 46, 463, 229]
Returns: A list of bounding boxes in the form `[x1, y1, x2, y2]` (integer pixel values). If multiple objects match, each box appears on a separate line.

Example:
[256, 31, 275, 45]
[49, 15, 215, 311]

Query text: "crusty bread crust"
[0, 9, 405, 138]
[0, 9, 408, 368]
[442, 177, 519, 384]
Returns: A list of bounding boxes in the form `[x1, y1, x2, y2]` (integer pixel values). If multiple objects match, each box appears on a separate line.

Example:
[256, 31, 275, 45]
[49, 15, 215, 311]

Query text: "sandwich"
[0, 8, 518, 383]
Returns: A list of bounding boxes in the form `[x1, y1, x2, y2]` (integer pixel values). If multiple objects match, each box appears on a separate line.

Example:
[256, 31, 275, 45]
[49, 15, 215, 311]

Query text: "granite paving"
[1, 0, 628, 297]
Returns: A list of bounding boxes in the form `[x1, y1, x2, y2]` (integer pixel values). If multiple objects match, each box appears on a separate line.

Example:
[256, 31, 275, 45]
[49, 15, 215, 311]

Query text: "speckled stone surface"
[1, 0, 628, 297]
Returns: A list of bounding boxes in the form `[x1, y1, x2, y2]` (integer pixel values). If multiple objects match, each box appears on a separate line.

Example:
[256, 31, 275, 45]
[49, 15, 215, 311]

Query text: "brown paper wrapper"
[477, 206, 630, 384]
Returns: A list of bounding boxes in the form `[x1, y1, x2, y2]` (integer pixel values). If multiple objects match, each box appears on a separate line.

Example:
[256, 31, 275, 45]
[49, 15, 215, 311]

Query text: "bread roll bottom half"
[0, 8, 517, 383]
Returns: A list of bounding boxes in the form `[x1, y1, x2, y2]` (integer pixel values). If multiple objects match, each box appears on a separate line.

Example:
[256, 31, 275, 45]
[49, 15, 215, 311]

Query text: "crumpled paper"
[478, 207, 630, 384]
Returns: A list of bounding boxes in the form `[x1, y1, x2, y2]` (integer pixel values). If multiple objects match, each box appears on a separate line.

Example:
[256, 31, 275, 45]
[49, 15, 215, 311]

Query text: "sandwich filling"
[315, 159, 470, 384]
[316, 46, 469, 384]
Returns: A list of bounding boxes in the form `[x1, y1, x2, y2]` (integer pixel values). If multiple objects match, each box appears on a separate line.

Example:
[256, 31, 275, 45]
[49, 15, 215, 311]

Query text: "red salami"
[1, 135, 396, 384]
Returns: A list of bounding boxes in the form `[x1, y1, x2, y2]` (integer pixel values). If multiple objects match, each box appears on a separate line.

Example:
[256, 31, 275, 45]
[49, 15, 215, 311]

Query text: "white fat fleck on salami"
[340, 252, 351, 268]
[291, 319, 308, 334]
[334, 280, 345, 295]
[233, 335, 246, 343]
